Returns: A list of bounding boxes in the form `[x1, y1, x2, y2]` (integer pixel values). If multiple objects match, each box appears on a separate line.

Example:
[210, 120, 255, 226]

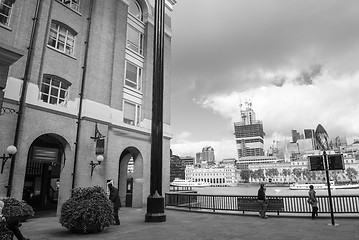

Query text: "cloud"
[195, 70, 359, 142]
[172, 1, 359, 96]
[176, 131, 192, 143]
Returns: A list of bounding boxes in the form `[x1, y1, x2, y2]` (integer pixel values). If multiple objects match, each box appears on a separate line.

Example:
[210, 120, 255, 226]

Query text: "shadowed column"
[145, 0, 166, 222]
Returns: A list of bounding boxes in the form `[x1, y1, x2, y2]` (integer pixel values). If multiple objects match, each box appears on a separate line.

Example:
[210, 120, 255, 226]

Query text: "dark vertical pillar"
[323, 151, 335, 226]
[145, 0, 166, 222]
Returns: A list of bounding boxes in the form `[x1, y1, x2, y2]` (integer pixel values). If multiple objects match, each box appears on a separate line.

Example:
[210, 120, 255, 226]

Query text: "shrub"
[60, 186, 113, 233]
[0, 198, 34, 222]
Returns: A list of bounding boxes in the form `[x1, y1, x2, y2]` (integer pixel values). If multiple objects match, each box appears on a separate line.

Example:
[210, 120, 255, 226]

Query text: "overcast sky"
[170, 0, 359, 161]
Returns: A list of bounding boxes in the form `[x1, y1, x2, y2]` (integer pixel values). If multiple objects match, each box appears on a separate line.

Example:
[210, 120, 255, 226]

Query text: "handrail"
[165, 192, 359, 215]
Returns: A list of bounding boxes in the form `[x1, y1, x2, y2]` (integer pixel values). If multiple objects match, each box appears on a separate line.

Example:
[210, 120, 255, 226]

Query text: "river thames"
[193, 185, 359, 197]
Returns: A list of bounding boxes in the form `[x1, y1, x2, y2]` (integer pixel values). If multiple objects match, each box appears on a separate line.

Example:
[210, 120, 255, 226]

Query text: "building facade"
[234, 102, 265, 159]
[185, 164, 237, 187]
[0, 0, 175, 213]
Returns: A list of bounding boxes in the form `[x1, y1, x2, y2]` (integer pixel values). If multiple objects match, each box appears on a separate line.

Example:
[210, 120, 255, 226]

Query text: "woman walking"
[308, 185, 318, 219]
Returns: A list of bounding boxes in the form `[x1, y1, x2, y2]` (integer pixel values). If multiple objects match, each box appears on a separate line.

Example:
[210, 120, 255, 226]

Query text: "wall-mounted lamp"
[1, 145, 17, 174]
[90, 154, 103, 177]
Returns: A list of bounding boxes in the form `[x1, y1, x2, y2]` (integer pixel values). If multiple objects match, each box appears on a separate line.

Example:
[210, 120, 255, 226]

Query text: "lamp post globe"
[6, 145, 17, 155]
[96, 154, 104, 164]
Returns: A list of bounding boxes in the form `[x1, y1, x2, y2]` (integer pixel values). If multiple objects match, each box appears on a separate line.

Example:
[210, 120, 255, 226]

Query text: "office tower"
[202, 146, 215, 165]
[234, 102, 265, 158]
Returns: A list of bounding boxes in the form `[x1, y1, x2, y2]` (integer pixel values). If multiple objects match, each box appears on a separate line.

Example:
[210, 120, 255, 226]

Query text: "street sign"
[328, 154, 345, 170]
[308, 155, 325, 171]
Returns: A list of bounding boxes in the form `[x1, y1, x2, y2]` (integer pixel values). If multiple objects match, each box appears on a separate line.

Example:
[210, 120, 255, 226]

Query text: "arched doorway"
[22, 134, 66, 212]
[118, 147, 143, 208]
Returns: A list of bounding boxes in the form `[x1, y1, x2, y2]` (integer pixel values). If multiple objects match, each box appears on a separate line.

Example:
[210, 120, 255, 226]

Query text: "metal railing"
[165, 192, 359, 215]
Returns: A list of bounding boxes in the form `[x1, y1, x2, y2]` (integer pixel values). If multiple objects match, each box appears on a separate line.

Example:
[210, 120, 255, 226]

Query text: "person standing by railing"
[308, 185, 318, 219]
[257, 183, 268, 219]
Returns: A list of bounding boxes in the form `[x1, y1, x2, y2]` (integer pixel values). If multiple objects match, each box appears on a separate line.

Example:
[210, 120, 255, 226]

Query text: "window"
[128, 0, 142, 21]
[0, 0, 13, 27]
[123, 101, 141, 126]
[40, 76, 70, 106]
[125, 61, 142, 91]
[48, 21, 76, 56]
[127, 24, 143, 55]
[58, 0, 80, 12]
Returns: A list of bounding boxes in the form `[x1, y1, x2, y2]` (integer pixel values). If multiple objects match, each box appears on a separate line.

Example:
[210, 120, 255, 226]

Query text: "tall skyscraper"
[304, 129, 315, 139]
[234, 102, 265, 158]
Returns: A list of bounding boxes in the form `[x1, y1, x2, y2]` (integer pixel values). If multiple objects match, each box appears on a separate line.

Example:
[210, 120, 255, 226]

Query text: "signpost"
[309, 124, 342, 226]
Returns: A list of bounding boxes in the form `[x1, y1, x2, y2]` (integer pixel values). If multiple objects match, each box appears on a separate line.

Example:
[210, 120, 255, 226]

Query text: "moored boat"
[170, 178, 211, 187]
[289, 181, 359, 190]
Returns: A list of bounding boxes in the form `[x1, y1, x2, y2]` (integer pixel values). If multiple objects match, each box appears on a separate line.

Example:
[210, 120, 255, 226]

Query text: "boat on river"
[170, 178, 211, 188]
[289, 181, 359, 190]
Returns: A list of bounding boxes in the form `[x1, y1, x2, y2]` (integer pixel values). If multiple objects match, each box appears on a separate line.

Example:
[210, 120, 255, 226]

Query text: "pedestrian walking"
[308, 185, 318, 219]
[257, 183, 268, 219]
[108, 183, 121, 225]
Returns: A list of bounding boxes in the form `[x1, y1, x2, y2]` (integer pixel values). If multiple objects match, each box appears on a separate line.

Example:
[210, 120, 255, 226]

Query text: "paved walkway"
[20, 208, 359, 240]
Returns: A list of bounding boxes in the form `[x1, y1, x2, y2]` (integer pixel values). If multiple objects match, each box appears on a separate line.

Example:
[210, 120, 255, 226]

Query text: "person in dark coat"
[257, 183, 268, 219]
[308, 185, 318, 219]
[108, 183, 121, 225]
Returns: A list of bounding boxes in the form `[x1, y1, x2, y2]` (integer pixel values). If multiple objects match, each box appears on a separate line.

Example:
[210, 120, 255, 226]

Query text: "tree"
[240, 169, 251, 183]
[282, 169, 291, 183]
[346, 167, 358, 182]
[302, 169, 310, 180]
[292, 168, 302, 181]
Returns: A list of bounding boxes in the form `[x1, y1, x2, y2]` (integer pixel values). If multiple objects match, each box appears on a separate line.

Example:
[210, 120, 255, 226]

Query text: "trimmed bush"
[60, 186, 113, 233]
[0, 198, 34, 222]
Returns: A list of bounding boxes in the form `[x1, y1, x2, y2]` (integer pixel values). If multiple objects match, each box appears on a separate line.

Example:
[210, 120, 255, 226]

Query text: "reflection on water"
[194, 186, 359, 197]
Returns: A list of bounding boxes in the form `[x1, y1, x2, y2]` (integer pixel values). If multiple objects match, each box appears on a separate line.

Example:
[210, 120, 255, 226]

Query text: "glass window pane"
[60, 90, 66, 98]
[129, 0, 142, 21]
[52, 79, 60, 87]
[41, 94, 48, 103]
[41, 84, 50, 94]
[124, 102, 136, 120]
[50, 96, 57, 104]
[126, 62, 137, 82]
[43, 77, 51, 84]
[51, 88, 59, 97]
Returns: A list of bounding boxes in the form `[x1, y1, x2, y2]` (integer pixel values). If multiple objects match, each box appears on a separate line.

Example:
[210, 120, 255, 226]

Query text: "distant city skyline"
[170, 1, 359, 161]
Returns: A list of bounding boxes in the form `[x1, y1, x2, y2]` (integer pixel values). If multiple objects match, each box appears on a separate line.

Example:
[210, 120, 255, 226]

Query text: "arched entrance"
[22, 134, 66, 212]
[118, 147, 143, 208]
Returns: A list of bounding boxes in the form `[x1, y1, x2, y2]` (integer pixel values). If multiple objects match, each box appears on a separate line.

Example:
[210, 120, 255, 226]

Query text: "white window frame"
[57, 0, 80, 12]
[126, 24, 144, 55]
[124, 61, 142, 92]
[128, 0, 143, 22]
[123, 100, 141, 126]
[40, 75, 70, 106]
[0, 0, 13, 27]
[48, 21, 76, 56]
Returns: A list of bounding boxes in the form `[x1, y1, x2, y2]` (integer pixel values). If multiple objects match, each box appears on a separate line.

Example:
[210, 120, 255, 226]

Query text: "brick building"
[0, 0, 176, 213]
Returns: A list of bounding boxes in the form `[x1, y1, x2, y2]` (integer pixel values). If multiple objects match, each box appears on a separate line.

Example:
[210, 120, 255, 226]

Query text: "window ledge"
[0, 24, 12, 31]
[47, 45, 77, 60]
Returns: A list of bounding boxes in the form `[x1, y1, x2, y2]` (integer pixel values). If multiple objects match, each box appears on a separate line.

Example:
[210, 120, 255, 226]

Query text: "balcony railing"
[165, 192, 359, 216]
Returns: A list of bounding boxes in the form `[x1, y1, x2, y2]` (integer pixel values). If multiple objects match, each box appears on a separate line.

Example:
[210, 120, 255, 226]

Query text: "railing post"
[212, 196, 215, 212]
[188, 194, 191, 210]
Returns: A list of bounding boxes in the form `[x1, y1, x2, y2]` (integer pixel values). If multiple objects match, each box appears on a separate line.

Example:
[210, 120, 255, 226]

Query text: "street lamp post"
[314, 124, 337, 226]
[145, 0, 166, 222]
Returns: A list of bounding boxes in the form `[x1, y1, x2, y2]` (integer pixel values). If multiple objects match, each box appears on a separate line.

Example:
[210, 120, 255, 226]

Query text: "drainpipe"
[7, 0, 43, 197]
[72, 0, 94, 189]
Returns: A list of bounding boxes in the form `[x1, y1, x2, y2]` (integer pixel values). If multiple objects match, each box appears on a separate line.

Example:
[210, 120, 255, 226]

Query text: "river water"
[193, 185, 359, 197]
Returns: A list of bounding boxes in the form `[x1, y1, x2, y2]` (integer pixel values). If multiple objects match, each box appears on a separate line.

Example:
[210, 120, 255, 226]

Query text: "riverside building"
[0, 0, 176, 213]
[185, 164, 237, 187]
